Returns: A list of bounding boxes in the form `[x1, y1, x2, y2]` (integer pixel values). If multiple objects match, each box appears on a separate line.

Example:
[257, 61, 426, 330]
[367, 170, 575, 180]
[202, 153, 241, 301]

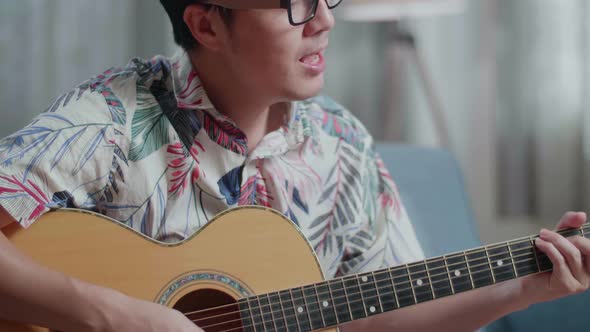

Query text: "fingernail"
[535, 238, 543, 246]
[540, 229, 549, 238]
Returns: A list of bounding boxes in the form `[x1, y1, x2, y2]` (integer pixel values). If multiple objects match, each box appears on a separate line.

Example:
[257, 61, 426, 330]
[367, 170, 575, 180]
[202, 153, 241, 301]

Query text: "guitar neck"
[238, 225, 590, 331]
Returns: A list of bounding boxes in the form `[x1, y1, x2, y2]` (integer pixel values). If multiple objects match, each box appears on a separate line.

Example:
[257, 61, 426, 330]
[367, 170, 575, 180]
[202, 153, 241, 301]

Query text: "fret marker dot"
[497, 260, 504, 266]
[297, 307, 304, 314]
[362, 276, 369, 282]
[454, 270, 461, 277]
[416, 279, 423, 286]
[323, 301, 329, 308]
[370, 306, 376, 313]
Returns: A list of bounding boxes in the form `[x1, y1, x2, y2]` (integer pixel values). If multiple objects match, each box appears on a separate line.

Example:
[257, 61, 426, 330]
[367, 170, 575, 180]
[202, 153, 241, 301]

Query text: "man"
[0, 0, 588, 331]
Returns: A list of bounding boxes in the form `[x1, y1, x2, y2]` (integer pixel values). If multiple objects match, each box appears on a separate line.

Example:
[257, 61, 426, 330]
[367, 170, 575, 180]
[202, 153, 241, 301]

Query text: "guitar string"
[197, 255, 549, 332]
[180, 229, 569, 320]
[191, 247, 554, 330]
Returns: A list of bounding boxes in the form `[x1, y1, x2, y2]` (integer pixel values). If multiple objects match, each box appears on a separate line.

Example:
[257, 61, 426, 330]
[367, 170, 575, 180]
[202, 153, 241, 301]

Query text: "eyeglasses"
[199, 0, 343, 26]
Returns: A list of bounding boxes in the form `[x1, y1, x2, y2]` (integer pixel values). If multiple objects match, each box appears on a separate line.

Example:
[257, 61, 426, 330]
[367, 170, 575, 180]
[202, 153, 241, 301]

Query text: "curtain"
[496, 0, 589, 222]
[396, 0, 590, 227]
[0, 0, 175, 137]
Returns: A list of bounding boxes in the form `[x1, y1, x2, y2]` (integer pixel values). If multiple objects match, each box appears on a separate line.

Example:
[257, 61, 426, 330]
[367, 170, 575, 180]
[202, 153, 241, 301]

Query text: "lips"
[299, 44, 328, 63]
[298, 44, 328, 75]
[300, 53, 321, 65]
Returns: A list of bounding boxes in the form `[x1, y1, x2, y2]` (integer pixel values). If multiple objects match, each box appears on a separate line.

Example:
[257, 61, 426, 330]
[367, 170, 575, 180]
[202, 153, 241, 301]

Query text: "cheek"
[236, 35, 299, 81]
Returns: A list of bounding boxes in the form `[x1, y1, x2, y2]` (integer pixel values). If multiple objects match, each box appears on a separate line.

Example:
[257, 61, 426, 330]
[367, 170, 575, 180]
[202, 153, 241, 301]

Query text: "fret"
[375, 269, 398, 311]
[530, 236, 552, 271]
[506, 242, 518, 277]
[290, 287, 311, 331]
[279, 290, 298, 332]
[238, 298, 256, 332]
[357, 272, 382, 316]
[426, 258, 453, 298]
[408, 263, 433, 303]
[316, 282, 338, 327]
[354, 277, 369, 317]
[391, 266, 415, 307]
[405, 265, 418, 304]
[247, 296, 265, 332]
[538, 252, 553, 271]
[328, 279, 353, 324]
[313, 285, 326, 328]
[463, 251, 476, 289]
[443, 255, 456, 294]
[510, 239, 539, 276]
[445, 254, 472, 293]
[487, 244, 516, 282]
[484, 247, 497, 284]
[424, 261, 436, 299]
[560, 228, 583, 238]
[276, 292, 289, 332]
[466, 249, 494, 288]
[258, 294, 276, 331]
[529, 236, 542, 272]
[302, 285, 324, 330]
[343, 276, 366, 320]
[268, 292, 287, 332]
[582, 227, 587, 238]
[371, 272, 385, 312]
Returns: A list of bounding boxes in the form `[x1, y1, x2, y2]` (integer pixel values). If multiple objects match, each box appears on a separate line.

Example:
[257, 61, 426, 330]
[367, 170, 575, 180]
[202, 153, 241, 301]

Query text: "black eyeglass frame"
[198, 0, 342, 26]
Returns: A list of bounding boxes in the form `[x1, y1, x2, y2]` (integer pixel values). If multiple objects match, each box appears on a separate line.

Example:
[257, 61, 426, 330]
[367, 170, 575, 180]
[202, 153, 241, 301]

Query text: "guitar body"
[0, 206, 335, 332]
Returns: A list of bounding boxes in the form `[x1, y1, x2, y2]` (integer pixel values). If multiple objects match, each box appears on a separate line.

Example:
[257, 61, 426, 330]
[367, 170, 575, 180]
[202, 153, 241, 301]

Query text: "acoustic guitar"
[0, 206, 585, 331]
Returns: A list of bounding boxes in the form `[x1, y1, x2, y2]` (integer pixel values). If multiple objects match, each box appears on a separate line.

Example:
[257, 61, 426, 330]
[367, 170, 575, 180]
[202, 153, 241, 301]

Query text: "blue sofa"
[376, 143, 590, 332]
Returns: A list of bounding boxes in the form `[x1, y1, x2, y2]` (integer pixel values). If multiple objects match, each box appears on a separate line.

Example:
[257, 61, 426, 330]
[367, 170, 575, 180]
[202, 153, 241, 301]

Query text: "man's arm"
[0, 207, 119, 330]
[0, 209, 13, 229]
[0, 208, 203, 331]
[340, 281, 522, 332]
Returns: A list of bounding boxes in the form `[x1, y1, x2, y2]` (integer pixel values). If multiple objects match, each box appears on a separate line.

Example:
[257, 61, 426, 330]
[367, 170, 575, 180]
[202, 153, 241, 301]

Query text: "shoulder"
[300, 95, 373, 153]
[42, 56, 172, 126]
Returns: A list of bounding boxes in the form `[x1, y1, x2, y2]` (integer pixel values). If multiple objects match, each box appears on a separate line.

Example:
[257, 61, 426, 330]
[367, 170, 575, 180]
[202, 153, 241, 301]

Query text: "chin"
[286, 77, 325, 101]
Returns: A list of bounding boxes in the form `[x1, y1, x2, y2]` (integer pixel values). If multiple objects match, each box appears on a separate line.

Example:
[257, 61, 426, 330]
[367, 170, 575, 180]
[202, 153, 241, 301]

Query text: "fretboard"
[237, 226, 588, 332]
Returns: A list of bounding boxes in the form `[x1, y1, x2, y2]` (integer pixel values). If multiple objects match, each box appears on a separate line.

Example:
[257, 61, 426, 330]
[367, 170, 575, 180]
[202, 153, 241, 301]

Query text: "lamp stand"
[383, 22, 452, 150]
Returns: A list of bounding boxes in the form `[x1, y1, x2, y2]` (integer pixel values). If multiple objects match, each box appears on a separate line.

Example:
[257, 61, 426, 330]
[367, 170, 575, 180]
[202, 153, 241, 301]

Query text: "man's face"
[220, 1, 335, 103]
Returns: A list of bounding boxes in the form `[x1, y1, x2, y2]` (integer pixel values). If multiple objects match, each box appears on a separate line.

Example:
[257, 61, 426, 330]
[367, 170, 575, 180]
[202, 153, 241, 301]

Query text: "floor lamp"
[337, 0, 466, 150]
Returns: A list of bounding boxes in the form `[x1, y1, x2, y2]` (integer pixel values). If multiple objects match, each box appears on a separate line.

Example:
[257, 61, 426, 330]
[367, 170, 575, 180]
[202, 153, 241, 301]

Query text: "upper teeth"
[306, 54, 319, 64]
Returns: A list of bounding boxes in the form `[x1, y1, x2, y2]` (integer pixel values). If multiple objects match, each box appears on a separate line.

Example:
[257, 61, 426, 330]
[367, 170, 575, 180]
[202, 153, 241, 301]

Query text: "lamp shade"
[337, 0, 466, 22]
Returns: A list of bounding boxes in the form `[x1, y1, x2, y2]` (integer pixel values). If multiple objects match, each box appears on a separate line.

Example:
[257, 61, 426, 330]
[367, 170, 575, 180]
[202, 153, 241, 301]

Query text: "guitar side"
[0, 206, 335, 332]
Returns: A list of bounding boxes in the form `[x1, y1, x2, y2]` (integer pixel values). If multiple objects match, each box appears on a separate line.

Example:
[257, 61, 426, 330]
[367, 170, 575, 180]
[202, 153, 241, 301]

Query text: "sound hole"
[174, 289, 244, 332]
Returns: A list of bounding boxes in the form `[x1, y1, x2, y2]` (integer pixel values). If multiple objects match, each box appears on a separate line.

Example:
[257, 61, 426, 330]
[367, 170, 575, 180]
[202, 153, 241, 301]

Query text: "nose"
[303, 0, 335, 37]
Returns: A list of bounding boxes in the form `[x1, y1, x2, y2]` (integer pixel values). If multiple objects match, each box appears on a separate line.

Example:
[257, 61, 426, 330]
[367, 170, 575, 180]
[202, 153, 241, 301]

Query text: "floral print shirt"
[0, 50, 424, 278]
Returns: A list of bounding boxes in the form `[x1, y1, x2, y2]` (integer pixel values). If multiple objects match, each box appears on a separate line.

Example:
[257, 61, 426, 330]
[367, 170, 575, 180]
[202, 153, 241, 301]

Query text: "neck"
[190, 51, 286, 151]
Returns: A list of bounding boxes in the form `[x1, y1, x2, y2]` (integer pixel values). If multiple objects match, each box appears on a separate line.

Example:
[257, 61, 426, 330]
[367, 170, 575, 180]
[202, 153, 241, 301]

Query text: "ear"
[183, 5, 228, 52]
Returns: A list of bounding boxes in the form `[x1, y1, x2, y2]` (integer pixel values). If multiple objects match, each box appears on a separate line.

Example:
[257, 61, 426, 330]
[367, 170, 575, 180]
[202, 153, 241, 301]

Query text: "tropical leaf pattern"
[0, 52, 423, 279]
[129, 85, 171, 161]
[238, 174, 273, 207]
[166, 140, 205, 198]
[304, 96, 369, 152]
[0, 175, 50, 223]
[204, 113, 247, 155]
[218, 165, 243, 206]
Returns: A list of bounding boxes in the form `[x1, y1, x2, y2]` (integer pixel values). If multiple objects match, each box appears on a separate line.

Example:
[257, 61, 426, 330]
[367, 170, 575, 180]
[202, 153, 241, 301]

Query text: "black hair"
[159, 0, 233, 51]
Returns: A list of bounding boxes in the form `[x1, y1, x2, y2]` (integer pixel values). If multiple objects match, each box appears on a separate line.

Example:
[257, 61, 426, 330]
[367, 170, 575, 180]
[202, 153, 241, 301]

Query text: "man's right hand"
[103, 292, 204, 332]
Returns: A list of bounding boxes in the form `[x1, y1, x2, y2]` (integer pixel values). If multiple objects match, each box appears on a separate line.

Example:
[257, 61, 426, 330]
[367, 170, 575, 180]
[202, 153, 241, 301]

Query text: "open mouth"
[300, 53, 322, 65]
[299, 52, 326, 74]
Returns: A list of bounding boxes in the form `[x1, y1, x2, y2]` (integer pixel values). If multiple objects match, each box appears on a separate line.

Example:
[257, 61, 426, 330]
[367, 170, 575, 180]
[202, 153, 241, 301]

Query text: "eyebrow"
[199, 0, 288, 9]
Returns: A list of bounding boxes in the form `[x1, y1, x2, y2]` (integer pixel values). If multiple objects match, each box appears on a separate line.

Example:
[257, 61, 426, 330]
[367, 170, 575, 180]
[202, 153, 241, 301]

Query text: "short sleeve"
[337, 143, 425, 276]
[0, 91, 118, 228]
